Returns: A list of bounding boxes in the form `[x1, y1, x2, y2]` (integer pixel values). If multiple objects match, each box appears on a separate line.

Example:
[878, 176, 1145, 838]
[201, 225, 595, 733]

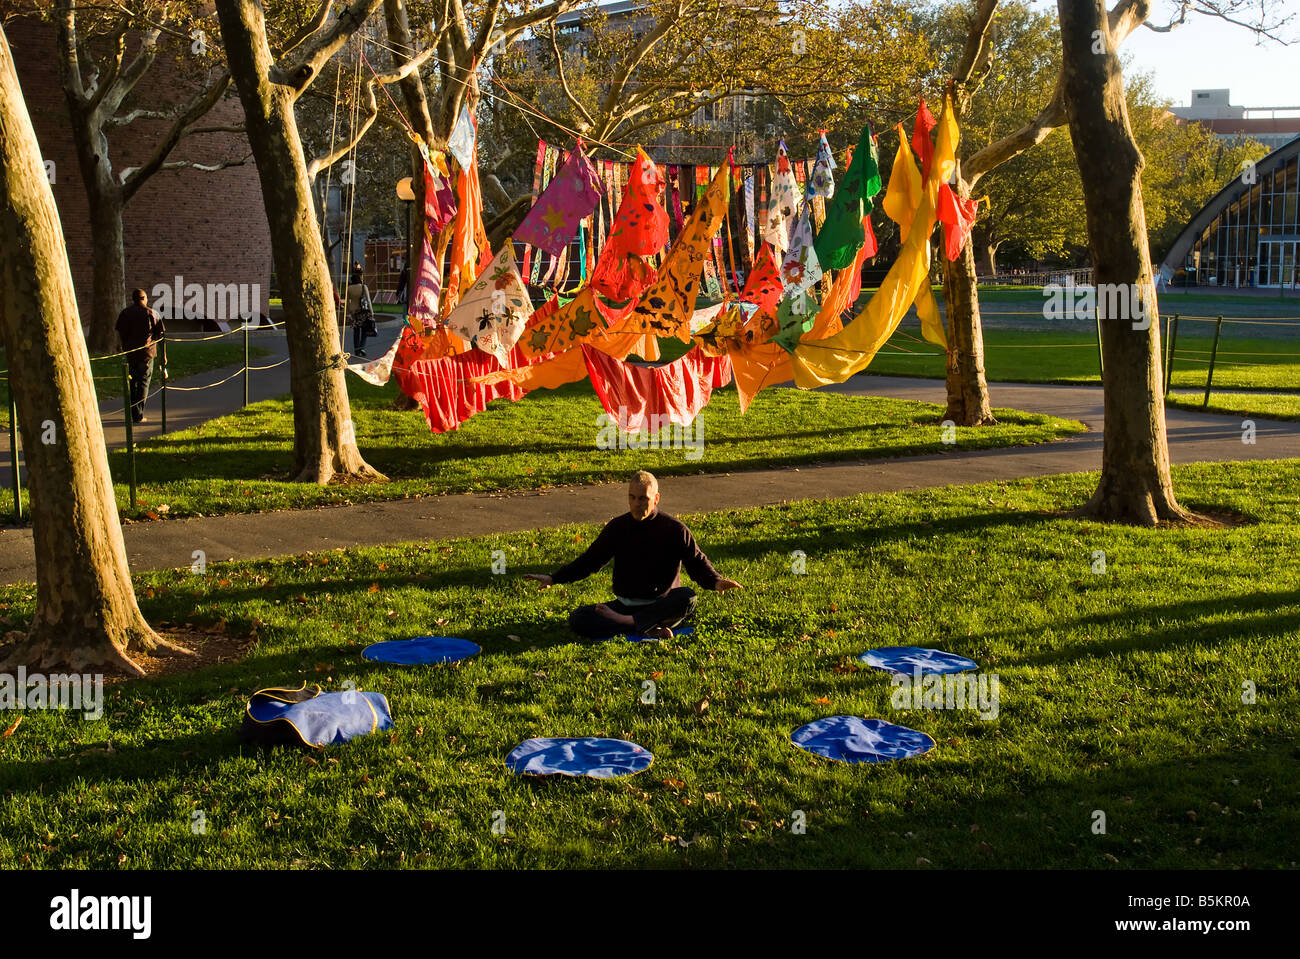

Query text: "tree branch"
[120, 68, 232, 202]
[966, 0, 1154, 187]
[272, 0, 385, 96]
[548, 20, 594, 131]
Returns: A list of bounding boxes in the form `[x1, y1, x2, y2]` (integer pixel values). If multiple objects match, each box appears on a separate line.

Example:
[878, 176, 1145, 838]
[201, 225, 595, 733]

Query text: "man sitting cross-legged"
[524, 470, 742, 639]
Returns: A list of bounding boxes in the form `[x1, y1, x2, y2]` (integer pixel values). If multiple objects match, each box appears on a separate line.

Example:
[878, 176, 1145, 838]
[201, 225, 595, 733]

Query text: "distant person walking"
[115, 288, 165, 424]
[346, 270, 374, 357]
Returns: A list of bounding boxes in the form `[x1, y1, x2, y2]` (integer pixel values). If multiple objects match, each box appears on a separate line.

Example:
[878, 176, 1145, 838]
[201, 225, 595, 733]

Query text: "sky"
[1025, 0, 1300, 110]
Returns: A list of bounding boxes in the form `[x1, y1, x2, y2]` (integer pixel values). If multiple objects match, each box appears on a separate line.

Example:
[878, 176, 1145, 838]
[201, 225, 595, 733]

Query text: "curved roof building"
[1159, 135, 1300, 290]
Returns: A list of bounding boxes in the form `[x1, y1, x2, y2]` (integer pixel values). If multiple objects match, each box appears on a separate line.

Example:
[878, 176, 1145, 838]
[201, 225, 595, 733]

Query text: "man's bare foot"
[640, 625, 673, 640]
[595, 604, 635, 627]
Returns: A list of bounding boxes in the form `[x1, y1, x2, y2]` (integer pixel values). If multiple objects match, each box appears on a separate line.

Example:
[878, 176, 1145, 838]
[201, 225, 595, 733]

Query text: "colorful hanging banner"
[514, 142, 604, 256]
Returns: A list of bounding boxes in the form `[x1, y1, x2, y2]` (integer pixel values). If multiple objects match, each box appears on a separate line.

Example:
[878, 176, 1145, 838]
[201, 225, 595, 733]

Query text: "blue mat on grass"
[790, 716, 935, 763]
[242, 685, 393, 748]
[858, 646, 978, 675]
[505, 737, 654, 778]
[362, 636, 480, 664]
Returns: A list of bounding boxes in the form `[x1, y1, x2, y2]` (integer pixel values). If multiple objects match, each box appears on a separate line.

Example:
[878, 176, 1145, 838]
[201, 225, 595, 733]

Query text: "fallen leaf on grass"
[693, 698, 709, 715]
[814, 696, 830, 705]
[662, 778, 685, 791]
[368, 583, 380, 594]
[2, 716, 20, 737]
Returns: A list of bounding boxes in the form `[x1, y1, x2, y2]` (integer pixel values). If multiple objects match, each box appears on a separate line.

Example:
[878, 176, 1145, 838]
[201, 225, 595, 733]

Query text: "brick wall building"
[5, 17, 271, 323]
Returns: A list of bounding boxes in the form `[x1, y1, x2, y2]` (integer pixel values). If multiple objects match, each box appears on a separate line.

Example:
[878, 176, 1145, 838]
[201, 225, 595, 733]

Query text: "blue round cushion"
[858, 646, 979, 675]
[505, 737, 654, 778]
[790, 716, 935, 763]
[361, 636, 481, 665]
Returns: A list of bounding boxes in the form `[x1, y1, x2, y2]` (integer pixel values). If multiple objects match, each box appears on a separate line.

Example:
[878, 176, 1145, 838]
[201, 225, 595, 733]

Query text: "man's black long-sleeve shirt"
[550, 510, 722, 600]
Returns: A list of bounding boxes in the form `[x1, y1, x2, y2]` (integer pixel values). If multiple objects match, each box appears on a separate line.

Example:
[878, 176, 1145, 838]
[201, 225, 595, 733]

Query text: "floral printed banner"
[444, 245, 532, 365]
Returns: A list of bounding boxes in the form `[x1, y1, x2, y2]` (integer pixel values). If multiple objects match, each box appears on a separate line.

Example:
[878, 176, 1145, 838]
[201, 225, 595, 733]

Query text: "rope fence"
[5, 320, 297, 521]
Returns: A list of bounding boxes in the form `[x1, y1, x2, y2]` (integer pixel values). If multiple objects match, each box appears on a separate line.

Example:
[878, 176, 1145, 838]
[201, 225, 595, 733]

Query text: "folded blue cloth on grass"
[505, 737, 654, 778]
[241, 684, 393, 749]
[858, 646, 978, 675]
[790, 716, 935, 763]
[362, 636, 481, 664]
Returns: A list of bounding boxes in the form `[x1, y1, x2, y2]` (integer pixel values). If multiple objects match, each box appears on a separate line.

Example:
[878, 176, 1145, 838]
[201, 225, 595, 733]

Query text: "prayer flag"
[514, 143, 604, 256]
[808, 132, 836, 199]
[791, 94, 959, 388]
[444, 245, 533, 365]
[911, 99, 936, 180]
[780, 202, 822, 296]
[589, 149, 670, 301]
[938, 183, 980, 262]
[626, 161, 731, 340]
[762, 147, 799, 253]
[813, 124, 882, 271]
[448, 102, 476, 171]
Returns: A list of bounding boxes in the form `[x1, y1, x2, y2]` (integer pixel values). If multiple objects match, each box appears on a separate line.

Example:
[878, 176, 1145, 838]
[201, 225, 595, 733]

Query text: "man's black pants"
[568, 587, 697, 639]
[127, 356, 153, 422]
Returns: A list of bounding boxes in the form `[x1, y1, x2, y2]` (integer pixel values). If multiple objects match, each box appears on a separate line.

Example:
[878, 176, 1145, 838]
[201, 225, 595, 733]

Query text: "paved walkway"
[0, 370, 1296, 585]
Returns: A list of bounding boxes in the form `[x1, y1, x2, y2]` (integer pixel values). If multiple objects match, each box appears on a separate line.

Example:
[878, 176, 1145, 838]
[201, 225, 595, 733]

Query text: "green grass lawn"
[100, 378, 1083, 519]
[0, 342, 271, 431]
[1167, 392, 1300, 422]
[1, 460, 1295, 869]
[866, 328, 1300, 391]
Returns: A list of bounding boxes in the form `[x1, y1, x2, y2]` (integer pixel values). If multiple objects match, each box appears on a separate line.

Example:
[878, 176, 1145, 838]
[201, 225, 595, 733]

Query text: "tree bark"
[216, 0, 381, 484]
[61, 92, 128, 353]
[977, 240, 996, 276]
[942, 182, 996, 426]
[86, 187, 128, 353]
[941, 156, 996, 426]
[1058, 0, 1193, 525]
[0, 26, 188, 675]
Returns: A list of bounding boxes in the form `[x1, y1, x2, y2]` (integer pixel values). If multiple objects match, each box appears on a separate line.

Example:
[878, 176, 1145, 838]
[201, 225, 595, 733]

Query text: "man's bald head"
[628, 470, 660, 520]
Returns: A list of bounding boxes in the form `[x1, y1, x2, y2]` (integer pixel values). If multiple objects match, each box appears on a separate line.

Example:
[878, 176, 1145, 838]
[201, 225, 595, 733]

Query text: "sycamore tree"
[0, 22, 188, 674]
[1056, 0, 1292, 524]
[214, 0, 439, 484]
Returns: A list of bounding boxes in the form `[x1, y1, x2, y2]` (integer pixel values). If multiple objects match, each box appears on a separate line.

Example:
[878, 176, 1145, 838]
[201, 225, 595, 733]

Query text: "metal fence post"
[1204, 315, 1224, 409]
[243, 322, 250, 407]
[8, 375, 20, 523]
[159, 337, 168, 434]
[122, 362, 137, 509]
[1164, 314, 1179, 396]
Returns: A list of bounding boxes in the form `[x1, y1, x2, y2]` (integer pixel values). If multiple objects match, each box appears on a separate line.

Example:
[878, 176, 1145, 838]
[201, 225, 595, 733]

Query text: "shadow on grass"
[714, 735, 1299, 869]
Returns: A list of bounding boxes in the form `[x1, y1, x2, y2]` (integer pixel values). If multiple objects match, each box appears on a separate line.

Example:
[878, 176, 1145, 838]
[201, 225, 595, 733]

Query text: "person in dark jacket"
[114, 288, 165, 424]
[525, 470, 742, 639]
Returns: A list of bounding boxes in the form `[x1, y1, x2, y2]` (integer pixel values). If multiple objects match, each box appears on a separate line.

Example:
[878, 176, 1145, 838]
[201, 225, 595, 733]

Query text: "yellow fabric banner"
[791, 97, 958, 389]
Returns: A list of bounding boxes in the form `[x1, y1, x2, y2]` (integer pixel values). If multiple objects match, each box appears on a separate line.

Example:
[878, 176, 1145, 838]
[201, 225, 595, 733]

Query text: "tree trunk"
[0, 27, 188, 675]
[942, 165, 996, 426]
[977, 240, 996, 277]
[86, 188, 128, 353]
[216, 0, 381, 484]
[1058, 0, 1193, 526]
[62, 97, 127, 353]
